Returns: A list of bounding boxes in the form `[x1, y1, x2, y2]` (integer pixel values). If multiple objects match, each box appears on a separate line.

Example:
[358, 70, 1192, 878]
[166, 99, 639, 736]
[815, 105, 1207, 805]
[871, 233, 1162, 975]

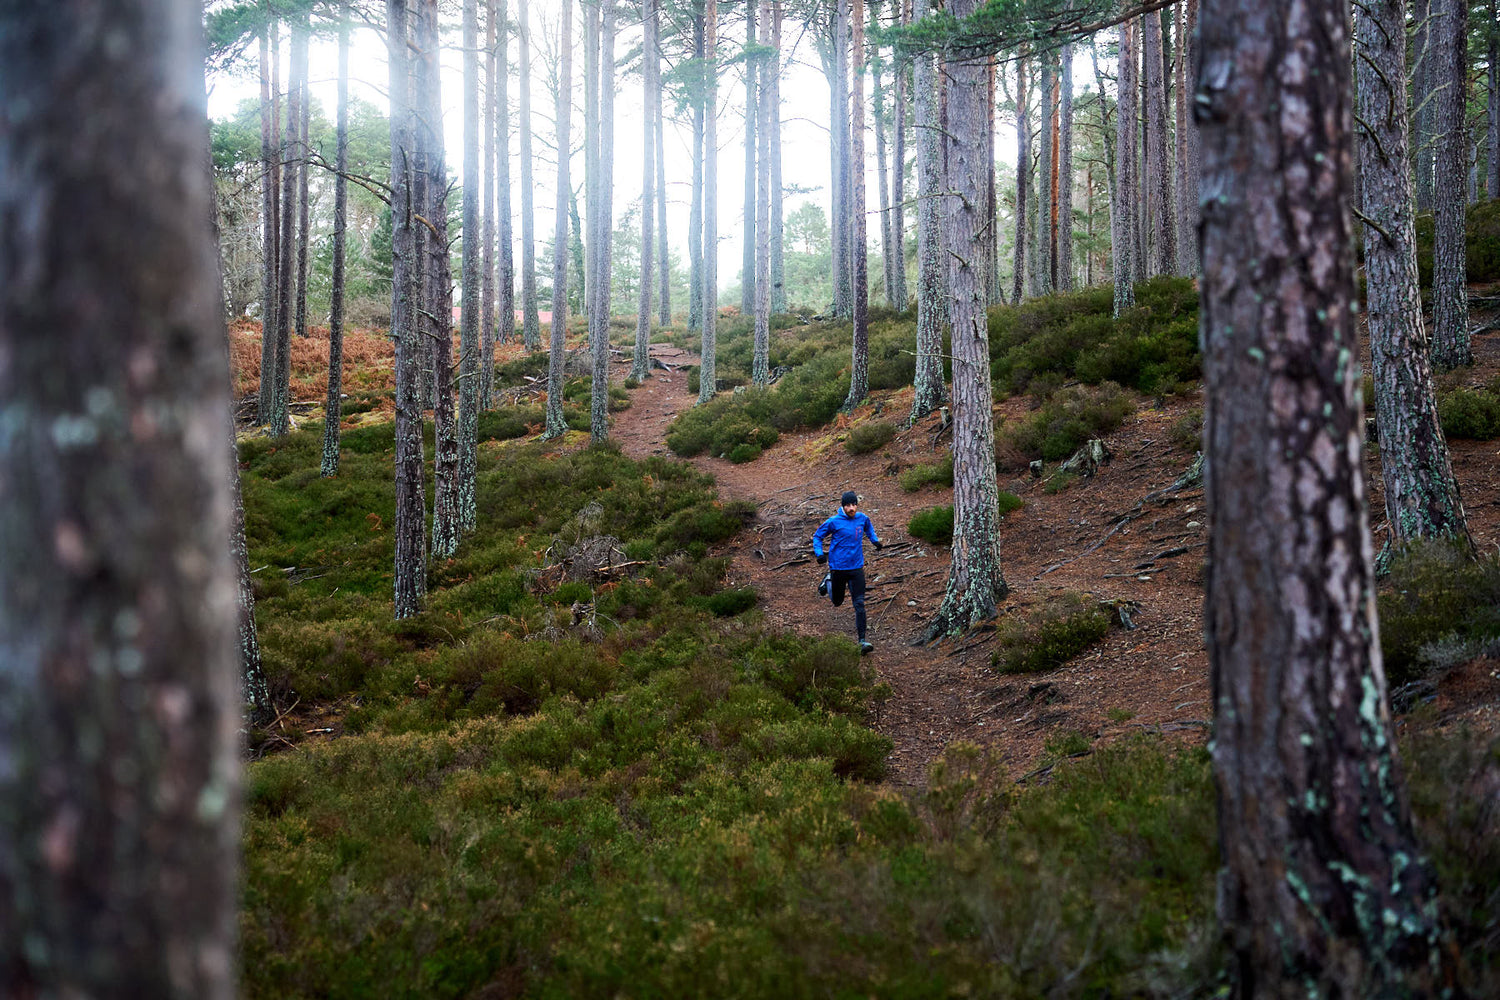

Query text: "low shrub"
[908, 506, 954, 545]
[1438, 384, 1500, 440]
[1379, 540, 1500, 686]
[992, 591, 1113, 674]
[845, 421, 898, 454]
[1001, 382, 1135, 462]
[898, 454, 954, 491]
[1168, 408, 1204, 452]
[1414, 198, 1500, 286]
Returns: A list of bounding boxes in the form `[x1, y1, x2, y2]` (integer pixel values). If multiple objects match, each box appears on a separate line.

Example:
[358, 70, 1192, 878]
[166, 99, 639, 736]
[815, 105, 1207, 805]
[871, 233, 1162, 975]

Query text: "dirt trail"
[610, 347, 1219, 786]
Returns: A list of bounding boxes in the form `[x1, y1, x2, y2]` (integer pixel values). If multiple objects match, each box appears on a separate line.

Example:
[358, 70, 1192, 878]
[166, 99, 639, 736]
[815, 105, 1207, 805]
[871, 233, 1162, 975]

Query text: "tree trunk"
[1057, 43, 1073, 292]
[832, 1, 853, 317]
[688, 6, 705, 332]
[1038, 53, 1054, 294]
[873, 13, 896, 310]
[1113, 17, 1137, 315]
[1432, 0, 1472, 368]
[922, 0, 1008, 640]
[1489, 0, 1498, 198]
[583, 2, 599, 325]
[519, 0, 542, 351]
[387, 0, 427, 620]
[322, 1, 350, 478]
[270, 19, 303, 436]
[544, 0, 573, 437]
[890, 0, 908, 309]
[590, 1, 615, 444]
[657, 63, 672, 324]
[1358, 0, 1473, 552]
[985, 59, 1000, 303]
[770, 0, 787, 314]
[909, 0, 946, 422]
[1143, 9, 1176, 276]
[481, 0, 497, 409]
[498, 0, 516, 356]
[1413, 0, 1436, 212]
[753, 0, 773, 385]
[0, 6, 242, 993]
[1199, 0, 1448, 987]
[458, 0, 482, 534]
[1176, 0, 1199, 275]
[742, 0, 757, 317]
[633, 0, 658, 382]
[416, 0, 460, 559]
[844, 0, 870, 411]
[699, 0, 720, 404]
[294, 37, 311, 341]
[257, 16, 279, 424]
[1013, 54, 1029, 304]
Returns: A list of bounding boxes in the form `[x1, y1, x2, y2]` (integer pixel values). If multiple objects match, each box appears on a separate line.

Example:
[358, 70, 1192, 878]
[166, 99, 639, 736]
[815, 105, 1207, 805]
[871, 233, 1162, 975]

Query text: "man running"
[813, 490, 883, 654]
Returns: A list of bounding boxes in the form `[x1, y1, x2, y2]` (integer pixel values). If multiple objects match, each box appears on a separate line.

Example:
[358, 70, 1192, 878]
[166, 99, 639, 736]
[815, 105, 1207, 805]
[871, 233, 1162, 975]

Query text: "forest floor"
[607, 332, 1500, 787]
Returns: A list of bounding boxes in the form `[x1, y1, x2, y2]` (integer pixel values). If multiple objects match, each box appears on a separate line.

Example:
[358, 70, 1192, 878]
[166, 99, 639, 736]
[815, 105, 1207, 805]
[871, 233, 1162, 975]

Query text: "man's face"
[842, 502, 858, 517]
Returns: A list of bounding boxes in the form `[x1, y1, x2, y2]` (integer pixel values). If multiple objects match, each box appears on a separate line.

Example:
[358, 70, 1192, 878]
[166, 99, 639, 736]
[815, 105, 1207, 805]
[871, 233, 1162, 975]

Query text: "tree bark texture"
[832, 0, 853, 318]
[699, 0, 720, 404]
[910, 0, 947, 422]
[1431, 0, 1472, 369]
[257, 17, 279, 424]
[583, 2, 599, 324]
[1197, 0, 1447, 987]
[689, 7, 705, 332]
[388, 0, 427, 619]
[1489, 0, 1498, 198]
[1039, 54, 1056, 295]
[1143, 9, 1176, 276]
[294, 34, 311, 342]
[874, 19, 896, 309]
[890, 0, 908, 310]
[269, 20, 304, 437]
[1113, 18, 1137, 314]
[1058, 43, 1074, 292]
[1412, 0, 1435, 212]
[923, 0, 1008, 641]
[459, 0, 482, 534]
[845, 0, 871, 412]
[1013, 53, 1029, 304]
[590, 1, 616, 444]
[545, 0, 573, 437]
[0, 2, 241, 992]
[481, 0, 498, 409]
[753, 0, 773, 386]
[1176, 0, 1200, 275]
[658, 59, 673, 324]
[416, 0, 460, 559]
[1357, 0, 1472, 551]
[323, 2, 350, 478]
[497, 0, 516, 355]
[770, 0, 787, 314]
[985, 59, 1000, 304]
[519, 0, 542, 351]
[742, 0, 758, 317]
[634, 0, 659, 382]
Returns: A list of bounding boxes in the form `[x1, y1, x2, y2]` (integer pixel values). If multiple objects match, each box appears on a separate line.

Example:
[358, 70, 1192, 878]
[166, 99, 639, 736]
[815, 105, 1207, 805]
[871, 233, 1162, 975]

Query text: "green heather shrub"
[1414, 198, 1500, 286]
[995, 491, 1025, 516]
[987, 276, 1199, 396]
[845, 421, 898, 454]
[1168, 408, 1204, 452]
[667, 355, 851, 460]
[992, 591, 1113, 674]
[1002, 382, 1135, 462]
[899, 454, 954, 491]
[1044, 470, 1079, 494]
[1438, 383, 1500, 440]
[1379, 540, 1500, 686]
[908, 505, 954, 545]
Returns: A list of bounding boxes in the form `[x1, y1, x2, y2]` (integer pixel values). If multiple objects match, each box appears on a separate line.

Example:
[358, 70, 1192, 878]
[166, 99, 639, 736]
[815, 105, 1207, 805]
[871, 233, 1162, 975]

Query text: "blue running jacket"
[812, 509, 880, 571]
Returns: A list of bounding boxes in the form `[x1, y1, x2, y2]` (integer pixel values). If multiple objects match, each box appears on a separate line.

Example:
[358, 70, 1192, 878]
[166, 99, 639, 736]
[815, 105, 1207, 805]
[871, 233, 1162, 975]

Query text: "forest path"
[608, 347, 1218, 786]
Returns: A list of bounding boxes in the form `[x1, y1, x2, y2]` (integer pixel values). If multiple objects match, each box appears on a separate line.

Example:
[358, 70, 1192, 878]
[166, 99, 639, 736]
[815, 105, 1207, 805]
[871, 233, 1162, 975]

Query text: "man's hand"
[816, 553, 827, 564]
[873, 541, 884, 551]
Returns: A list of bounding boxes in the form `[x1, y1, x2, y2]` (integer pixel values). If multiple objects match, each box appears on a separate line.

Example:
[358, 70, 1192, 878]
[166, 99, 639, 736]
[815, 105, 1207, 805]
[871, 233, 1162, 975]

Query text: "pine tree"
[1057, 42, 1073, 292]
[544, 0, 574, 438]
[257, 14, 280, 425]
[0, 5, 242, 989]
[520, 0, 543, 351]
[458, 0, 483, 534]
[742, 0, 758, 318]
[1431, 0, 1472, 368]
[753, 0, 773, 386]
[1175, 0, 1199, 274]
[322, 0, 350, 478]
[844, 0, 870, 412]
[909, 0, 946, 422]
[1112, 17, 1137, 315]
[481, 0, 498, 409]
[1199, 0, 1447, 985]
[920, 0, 1008, 640]
[698, 0, 720, 404]
[633, 0, 659, 382]
[1012, 53, 1029, 304]
[590, 0, 616, 444]
[769, 0, 787, 314]
[497, 0, 517, 355]
[269, 17, 305, 436]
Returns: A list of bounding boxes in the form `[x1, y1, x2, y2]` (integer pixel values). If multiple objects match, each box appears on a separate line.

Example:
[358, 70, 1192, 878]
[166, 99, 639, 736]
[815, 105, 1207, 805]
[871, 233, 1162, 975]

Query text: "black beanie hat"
[841, 491, 859, 506]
